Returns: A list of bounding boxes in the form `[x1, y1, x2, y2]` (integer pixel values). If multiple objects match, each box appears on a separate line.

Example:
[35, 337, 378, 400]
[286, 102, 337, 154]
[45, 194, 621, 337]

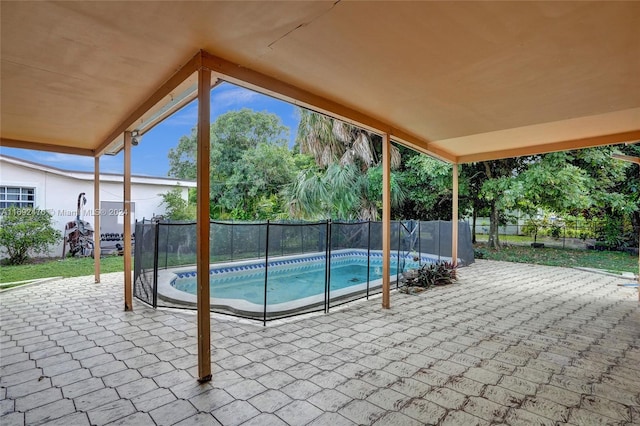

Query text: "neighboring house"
[0, 154, 196, 258]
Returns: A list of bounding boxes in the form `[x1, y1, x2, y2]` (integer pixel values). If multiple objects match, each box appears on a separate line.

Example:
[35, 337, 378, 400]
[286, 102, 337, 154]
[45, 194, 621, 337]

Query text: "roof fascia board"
[1, 154, 196, 186]
[456, 130, 640, 164]
[200, 51, 455, 163]
[95, 51, 203, 157]
[1, 154, 77, 176]
[1, 138, 94, 157]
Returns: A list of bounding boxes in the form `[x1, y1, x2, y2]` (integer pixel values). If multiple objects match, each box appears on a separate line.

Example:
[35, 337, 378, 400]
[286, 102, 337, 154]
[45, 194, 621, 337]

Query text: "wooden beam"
[456, 130, 640, 164]
[382, 133, 391, 309]
[200, 52, 449, 162]
[94, 156, 101, 284]
[95, 52, 202, 157]
[196, 66, 212, 383]
[611, 154, 640, 165]
[123, 131, 133, 311]
[1, 138, 94, 157]
[392, 133, 456, 164]
[451, 163, 459, 267]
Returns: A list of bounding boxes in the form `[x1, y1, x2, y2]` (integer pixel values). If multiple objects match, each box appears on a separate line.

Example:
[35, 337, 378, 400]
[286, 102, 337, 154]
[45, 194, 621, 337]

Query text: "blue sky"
[0, 82, 301, 177]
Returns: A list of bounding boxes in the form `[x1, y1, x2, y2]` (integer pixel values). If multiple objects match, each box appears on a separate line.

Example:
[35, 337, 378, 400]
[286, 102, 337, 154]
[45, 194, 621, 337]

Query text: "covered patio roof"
[2, 1, 639, 162]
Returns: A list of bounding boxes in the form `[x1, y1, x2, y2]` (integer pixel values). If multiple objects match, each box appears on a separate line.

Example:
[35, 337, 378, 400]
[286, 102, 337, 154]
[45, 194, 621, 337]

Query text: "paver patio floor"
[1, 260, 639, 425]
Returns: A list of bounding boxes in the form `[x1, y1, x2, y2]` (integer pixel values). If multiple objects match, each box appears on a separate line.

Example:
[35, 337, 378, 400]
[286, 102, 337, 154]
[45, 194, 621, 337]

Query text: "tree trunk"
[487, 201, 500, 249]
[483, 162, 500, 249]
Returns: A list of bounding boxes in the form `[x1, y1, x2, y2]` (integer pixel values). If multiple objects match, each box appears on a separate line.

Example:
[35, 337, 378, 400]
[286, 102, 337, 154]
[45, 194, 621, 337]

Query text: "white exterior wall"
[0, 158, 194, 258]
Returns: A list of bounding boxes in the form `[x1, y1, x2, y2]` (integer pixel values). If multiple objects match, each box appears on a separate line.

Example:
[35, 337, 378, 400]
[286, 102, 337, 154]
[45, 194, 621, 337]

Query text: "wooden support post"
[94, 156, 101, 283]
[452, 163, 459, 267]
[382, 133, 391, 309]
[123, 131, 133, 311]
[196, 66, 212, 383]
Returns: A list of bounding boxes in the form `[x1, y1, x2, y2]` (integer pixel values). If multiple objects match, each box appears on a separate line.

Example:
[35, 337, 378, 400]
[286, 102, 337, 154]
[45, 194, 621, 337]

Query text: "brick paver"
[1, 260, 638, 425]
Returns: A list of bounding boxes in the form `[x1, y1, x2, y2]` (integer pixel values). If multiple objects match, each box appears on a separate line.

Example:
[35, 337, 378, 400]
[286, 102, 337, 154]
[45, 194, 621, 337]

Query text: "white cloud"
[163, 103, 198, 127]
[211, 86, 260, 112]
[35, 153, 95, 170]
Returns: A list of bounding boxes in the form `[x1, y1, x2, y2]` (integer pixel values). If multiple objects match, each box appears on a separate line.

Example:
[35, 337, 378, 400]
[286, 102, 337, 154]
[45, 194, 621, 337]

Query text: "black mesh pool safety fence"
[133, 220, 474, 324]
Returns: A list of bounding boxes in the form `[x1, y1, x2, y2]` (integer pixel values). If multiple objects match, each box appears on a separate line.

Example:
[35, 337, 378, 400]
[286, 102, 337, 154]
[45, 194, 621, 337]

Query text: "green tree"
[616, 144, 640, 247]
[478, 150, 621, 249]
[570, 146, 637, 247]
[284, 163, 404, 220]
[0, 207, 62, 265]
[285, 109, 403, 220]
[396, 154, 464, 221]
[159, 187, 196, 221]
[473, 159, 528, 249]
[219, 143, 296, 219]
[514, 152, 592, 215]
[168, 108, 293, 219]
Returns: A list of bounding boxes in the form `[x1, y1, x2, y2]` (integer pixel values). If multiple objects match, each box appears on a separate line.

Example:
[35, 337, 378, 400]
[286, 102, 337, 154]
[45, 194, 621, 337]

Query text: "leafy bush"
[474, 248, 486, 259]
[411, 261, 458, 288]
[0, 207, 62, 265]
[159, 188, 196, 221]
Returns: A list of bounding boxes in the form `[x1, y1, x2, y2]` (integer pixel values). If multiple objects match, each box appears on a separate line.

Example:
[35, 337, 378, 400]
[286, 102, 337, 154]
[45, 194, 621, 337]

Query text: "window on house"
[0, 186, 35, 209]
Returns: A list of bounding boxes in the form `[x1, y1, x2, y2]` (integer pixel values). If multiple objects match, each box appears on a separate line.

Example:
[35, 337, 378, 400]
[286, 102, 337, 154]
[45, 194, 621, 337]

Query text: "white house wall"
[0, 159, 192, 258]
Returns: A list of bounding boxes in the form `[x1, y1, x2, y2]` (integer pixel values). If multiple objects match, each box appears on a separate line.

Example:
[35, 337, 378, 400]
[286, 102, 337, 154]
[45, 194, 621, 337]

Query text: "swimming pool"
[157, 249, 441, 317]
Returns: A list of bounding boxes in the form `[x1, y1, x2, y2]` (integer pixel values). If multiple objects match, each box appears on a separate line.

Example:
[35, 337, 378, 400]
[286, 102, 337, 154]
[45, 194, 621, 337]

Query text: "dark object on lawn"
[531, 242, 545, 248]
[62, 193, 94, 258]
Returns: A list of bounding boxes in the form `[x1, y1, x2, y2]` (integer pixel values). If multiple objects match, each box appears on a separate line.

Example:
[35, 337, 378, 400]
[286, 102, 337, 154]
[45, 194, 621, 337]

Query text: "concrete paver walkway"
[1, 260, 639, 425]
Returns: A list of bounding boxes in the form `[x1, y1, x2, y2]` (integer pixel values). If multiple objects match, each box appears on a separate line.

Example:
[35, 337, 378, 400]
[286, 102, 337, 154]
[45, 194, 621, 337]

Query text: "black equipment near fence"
[134, 220, 474, 324]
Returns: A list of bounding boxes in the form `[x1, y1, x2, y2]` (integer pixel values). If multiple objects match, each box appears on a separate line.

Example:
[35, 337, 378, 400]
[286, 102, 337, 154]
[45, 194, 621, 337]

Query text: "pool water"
[172, 257, 414, 305]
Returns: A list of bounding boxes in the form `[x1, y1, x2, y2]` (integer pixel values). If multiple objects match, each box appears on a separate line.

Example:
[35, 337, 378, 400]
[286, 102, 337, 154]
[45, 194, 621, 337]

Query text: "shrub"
[0, 207, 62, 265]
[412, 261, 458, 288]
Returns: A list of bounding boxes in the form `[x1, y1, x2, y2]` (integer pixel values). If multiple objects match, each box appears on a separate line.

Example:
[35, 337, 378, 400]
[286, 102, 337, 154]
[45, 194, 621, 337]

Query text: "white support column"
[196, 66, 212, 383]
[123, 131, 133, 311]
[382, 133, 391, 309]
[452, 163, 459, 267]
[94, 156, 101, 283]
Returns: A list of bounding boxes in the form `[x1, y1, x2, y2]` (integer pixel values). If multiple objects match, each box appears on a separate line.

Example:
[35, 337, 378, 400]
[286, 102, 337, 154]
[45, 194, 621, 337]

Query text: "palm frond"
[352, 133, 375, 166]
[390, 144, 402, 170]
[332, 120, 351, 143]
[339, 149, 355, 166]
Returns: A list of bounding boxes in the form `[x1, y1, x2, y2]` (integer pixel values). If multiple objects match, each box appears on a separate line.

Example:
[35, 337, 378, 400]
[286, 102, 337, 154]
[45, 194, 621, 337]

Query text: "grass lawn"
[0, 256, 124, 284]
[2, 245, 637, 284]
[475, 243, 638, 274]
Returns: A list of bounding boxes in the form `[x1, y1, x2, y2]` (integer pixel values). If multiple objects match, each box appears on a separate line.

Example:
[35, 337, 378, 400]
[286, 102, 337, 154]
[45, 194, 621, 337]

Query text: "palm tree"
[297, 110, 401, 170]
[285, 109, 404, 220]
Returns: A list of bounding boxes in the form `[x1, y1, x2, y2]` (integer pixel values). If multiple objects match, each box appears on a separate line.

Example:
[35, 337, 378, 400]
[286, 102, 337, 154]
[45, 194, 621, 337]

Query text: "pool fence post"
[438, 220, 441, 262]
[326, 220, 332, 313]
[123, 130, 133, 311]
[263, 220, 270, 326]
[418, 221, 422, 267]
[164, 222, 169, 269]
[153, 221, 160, 308]
[366, 220, 371, 299]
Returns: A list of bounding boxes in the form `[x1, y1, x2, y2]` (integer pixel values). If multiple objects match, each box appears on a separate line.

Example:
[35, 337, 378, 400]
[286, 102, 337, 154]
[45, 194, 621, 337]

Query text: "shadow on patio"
[1, 260, 639, 425]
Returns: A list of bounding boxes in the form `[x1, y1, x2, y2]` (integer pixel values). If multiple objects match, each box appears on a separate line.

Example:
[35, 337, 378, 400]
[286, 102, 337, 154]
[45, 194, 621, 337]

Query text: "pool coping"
[157, 249, 449, 318]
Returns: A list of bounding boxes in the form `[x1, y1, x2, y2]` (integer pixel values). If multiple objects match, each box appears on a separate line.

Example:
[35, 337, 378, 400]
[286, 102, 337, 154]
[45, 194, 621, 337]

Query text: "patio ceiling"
[1, 1, 639, 163]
